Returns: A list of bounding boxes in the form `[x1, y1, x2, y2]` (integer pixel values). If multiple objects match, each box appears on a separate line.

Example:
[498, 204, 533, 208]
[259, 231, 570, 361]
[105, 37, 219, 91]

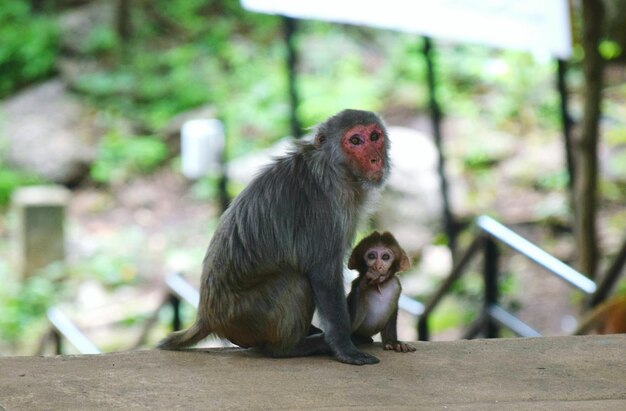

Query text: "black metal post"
[170, 295, 182, 331]
[557, 59, 575, 191]
[418, 318, 429, 342]
[589, 235, 626, 308]
[483, 236, 500, 338]
[463, 312, 488, 339]
[422, 36, 455, 255]
[218, 120, 230, 213]
[283, 16, 302, 138]
[218, 171, 229, 213]
[52, 330, 62, 355]
[417, 236, 483, 341]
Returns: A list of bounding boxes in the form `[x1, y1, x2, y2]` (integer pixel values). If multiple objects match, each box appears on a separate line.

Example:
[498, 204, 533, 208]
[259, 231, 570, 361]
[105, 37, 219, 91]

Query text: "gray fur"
[158, 109, 389, 365]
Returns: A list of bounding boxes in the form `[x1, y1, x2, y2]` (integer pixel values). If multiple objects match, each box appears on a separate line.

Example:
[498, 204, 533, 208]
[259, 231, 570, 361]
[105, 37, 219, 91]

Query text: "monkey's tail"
[157, 320, 210, 350]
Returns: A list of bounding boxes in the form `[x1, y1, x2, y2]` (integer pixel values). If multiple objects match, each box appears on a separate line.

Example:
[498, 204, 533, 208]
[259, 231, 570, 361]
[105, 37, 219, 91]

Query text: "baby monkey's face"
[364, 246, 395, 284]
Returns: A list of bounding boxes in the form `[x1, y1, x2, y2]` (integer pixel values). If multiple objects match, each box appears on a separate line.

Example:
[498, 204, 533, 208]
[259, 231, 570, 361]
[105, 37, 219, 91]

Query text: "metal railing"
[37, 307, 101, 355]
[163, 272, 200, 331]
[161, 271, 425, 334]
[42, 214, 621, 352]
[37, 272, 202, 355]
[418, 215, 598, 341]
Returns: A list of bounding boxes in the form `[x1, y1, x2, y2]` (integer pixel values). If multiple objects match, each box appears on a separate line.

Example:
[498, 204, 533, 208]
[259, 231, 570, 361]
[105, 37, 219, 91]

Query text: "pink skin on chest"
[340, 123, 385, 182]
[356, 276, 401, 335]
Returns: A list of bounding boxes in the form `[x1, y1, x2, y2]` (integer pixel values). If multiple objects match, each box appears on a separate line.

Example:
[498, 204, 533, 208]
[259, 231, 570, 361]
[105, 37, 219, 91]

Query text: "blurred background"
[1, 0, 626, 356]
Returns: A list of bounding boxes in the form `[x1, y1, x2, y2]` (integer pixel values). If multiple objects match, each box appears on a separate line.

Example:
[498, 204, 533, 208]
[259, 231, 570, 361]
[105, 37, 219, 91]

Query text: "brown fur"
[347, 231, 415, 353]
[348, 231, 410, 274]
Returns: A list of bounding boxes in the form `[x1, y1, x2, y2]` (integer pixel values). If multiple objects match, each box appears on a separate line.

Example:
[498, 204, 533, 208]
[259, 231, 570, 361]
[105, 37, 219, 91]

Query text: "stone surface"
[12, 185, 70, 278]
[57, 0, 114, 55]
[0, 335, 624, 410]
[0, 80, 97, 184]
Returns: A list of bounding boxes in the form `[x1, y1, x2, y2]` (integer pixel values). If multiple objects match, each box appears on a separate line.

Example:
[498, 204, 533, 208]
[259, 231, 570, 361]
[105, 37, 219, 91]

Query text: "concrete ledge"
[1, 335, 625, 410]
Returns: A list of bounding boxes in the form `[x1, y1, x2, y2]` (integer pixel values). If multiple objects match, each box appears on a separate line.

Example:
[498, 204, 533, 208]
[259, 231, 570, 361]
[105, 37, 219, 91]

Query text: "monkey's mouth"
[368, 275, 386, 285]
[365, 169, 385, 183]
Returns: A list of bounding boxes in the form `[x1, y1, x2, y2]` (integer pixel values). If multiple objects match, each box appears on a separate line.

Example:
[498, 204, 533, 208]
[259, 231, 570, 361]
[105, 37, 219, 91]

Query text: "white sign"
[181, 119, 225, 179]
[242, 0, 572, 58]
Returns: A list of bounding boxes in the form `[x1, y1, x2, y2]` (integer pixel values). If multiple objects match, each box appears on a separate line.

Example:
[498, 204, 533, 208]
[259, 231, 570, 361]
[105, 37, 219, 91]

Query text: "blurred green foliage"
[0, 164, 42, 206]
[91, 133, 168, 184]
[0, 0, 564, 180]
[73, 46, 225, 131]
[73, 254, 139, 289]
[599, 39, 622, 60]
[72, 0, 289, 154]
[438, 46, 559, 131]
[535, 170, 570, 192]
[0, 0, 57, 207]
[427, 268, 520, 336]
[0, 261, 64, 343]
[0, 0, 59, 97]
[4, 0, 625, 348]
[81, 25, 119, 56]
[0, 253, 141, 346]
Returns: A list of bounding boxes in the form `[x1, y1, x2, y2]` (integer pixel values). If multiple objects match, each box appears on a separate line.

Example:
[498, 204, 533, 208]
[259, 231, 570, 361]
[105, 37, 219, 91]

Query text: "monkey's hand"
[384, 341, 416, 353]
[365, 271, 380, 284]
[333, 346, 380, 365]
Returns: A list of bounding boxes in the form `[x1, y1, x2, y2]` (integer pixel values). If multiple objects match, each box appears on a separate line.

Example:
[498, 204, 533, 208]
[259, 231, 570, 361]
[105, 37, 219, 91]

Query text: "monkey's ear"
[398, 254, 411, 272]
[314, 133, 326, 148]
[348, 252, 358, 270]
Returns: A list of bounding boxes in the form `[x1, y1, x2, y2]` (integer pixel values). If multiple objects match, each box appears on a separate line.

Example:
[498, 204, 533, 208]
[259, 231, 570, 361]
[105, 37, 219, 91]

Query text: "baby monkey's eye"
[382, 253, 390, 261]
[370, 131, 380, 141]
[367, 253, 376, 260]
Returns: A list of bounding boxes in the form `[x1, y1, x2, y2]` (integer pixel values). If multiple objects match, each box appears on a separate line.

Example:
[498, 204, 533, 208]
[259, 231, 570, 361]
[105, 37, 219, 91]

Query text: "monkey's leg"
[225, 273, 317, 352]
[381, 309, 415, 352]
[308, 262, 379, 365]
[262, 334, 332, 358]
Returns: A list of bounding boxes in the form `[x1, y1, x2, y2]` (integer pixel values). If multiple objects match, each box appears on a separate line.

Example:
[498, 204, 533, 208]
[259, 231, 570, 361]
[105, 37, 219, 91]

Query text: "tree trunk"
[574, 0, 604, 279]
[117, 0, 132, 42]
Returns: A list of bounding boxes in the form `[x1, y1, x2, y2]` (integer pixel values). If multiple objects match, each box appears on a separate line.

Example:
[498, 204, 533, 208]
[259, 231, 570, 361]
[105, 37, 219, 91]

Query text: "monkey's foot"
[334, 348, 379, 365]
[383, 342, 416, 353]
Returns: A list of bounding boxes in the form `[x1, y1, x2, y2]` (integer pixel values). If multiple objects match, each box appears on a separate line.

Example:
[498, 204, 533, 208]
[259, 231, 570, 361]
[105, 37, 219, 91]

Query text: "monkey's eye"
[382, 253, 390, 261]
[349, 134, 363, 145]
[367, 252, 376, 260]
[370, 131, 380, 141]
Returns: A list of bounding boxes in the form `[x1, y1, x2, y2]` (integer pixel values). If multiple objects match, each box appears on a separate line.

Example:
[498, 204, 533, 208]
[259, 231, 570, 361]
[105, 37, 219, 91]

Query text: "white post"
[12, 185, 70, 279]
[180, 119, 225, 179]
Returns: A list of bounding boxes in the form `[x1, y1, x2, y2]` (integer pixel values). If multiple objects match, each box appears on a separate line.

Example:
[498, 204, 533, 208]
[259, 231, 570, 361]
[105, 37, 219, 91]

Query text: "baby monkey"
[347, 231, 416, 353]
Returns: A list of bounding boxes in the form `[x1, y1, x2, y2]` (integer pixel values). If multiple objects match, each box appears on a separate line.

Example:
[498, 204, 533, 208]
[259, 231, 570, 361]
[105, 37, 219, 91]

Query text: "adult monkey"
[158, 109, 390, 365]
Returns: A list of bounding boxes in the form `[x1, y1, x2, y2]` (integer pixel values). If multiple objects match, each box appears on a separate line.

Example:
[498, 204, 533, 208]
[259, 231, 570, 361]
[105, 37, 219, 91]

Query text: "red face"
[340, 123, 386, 182]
